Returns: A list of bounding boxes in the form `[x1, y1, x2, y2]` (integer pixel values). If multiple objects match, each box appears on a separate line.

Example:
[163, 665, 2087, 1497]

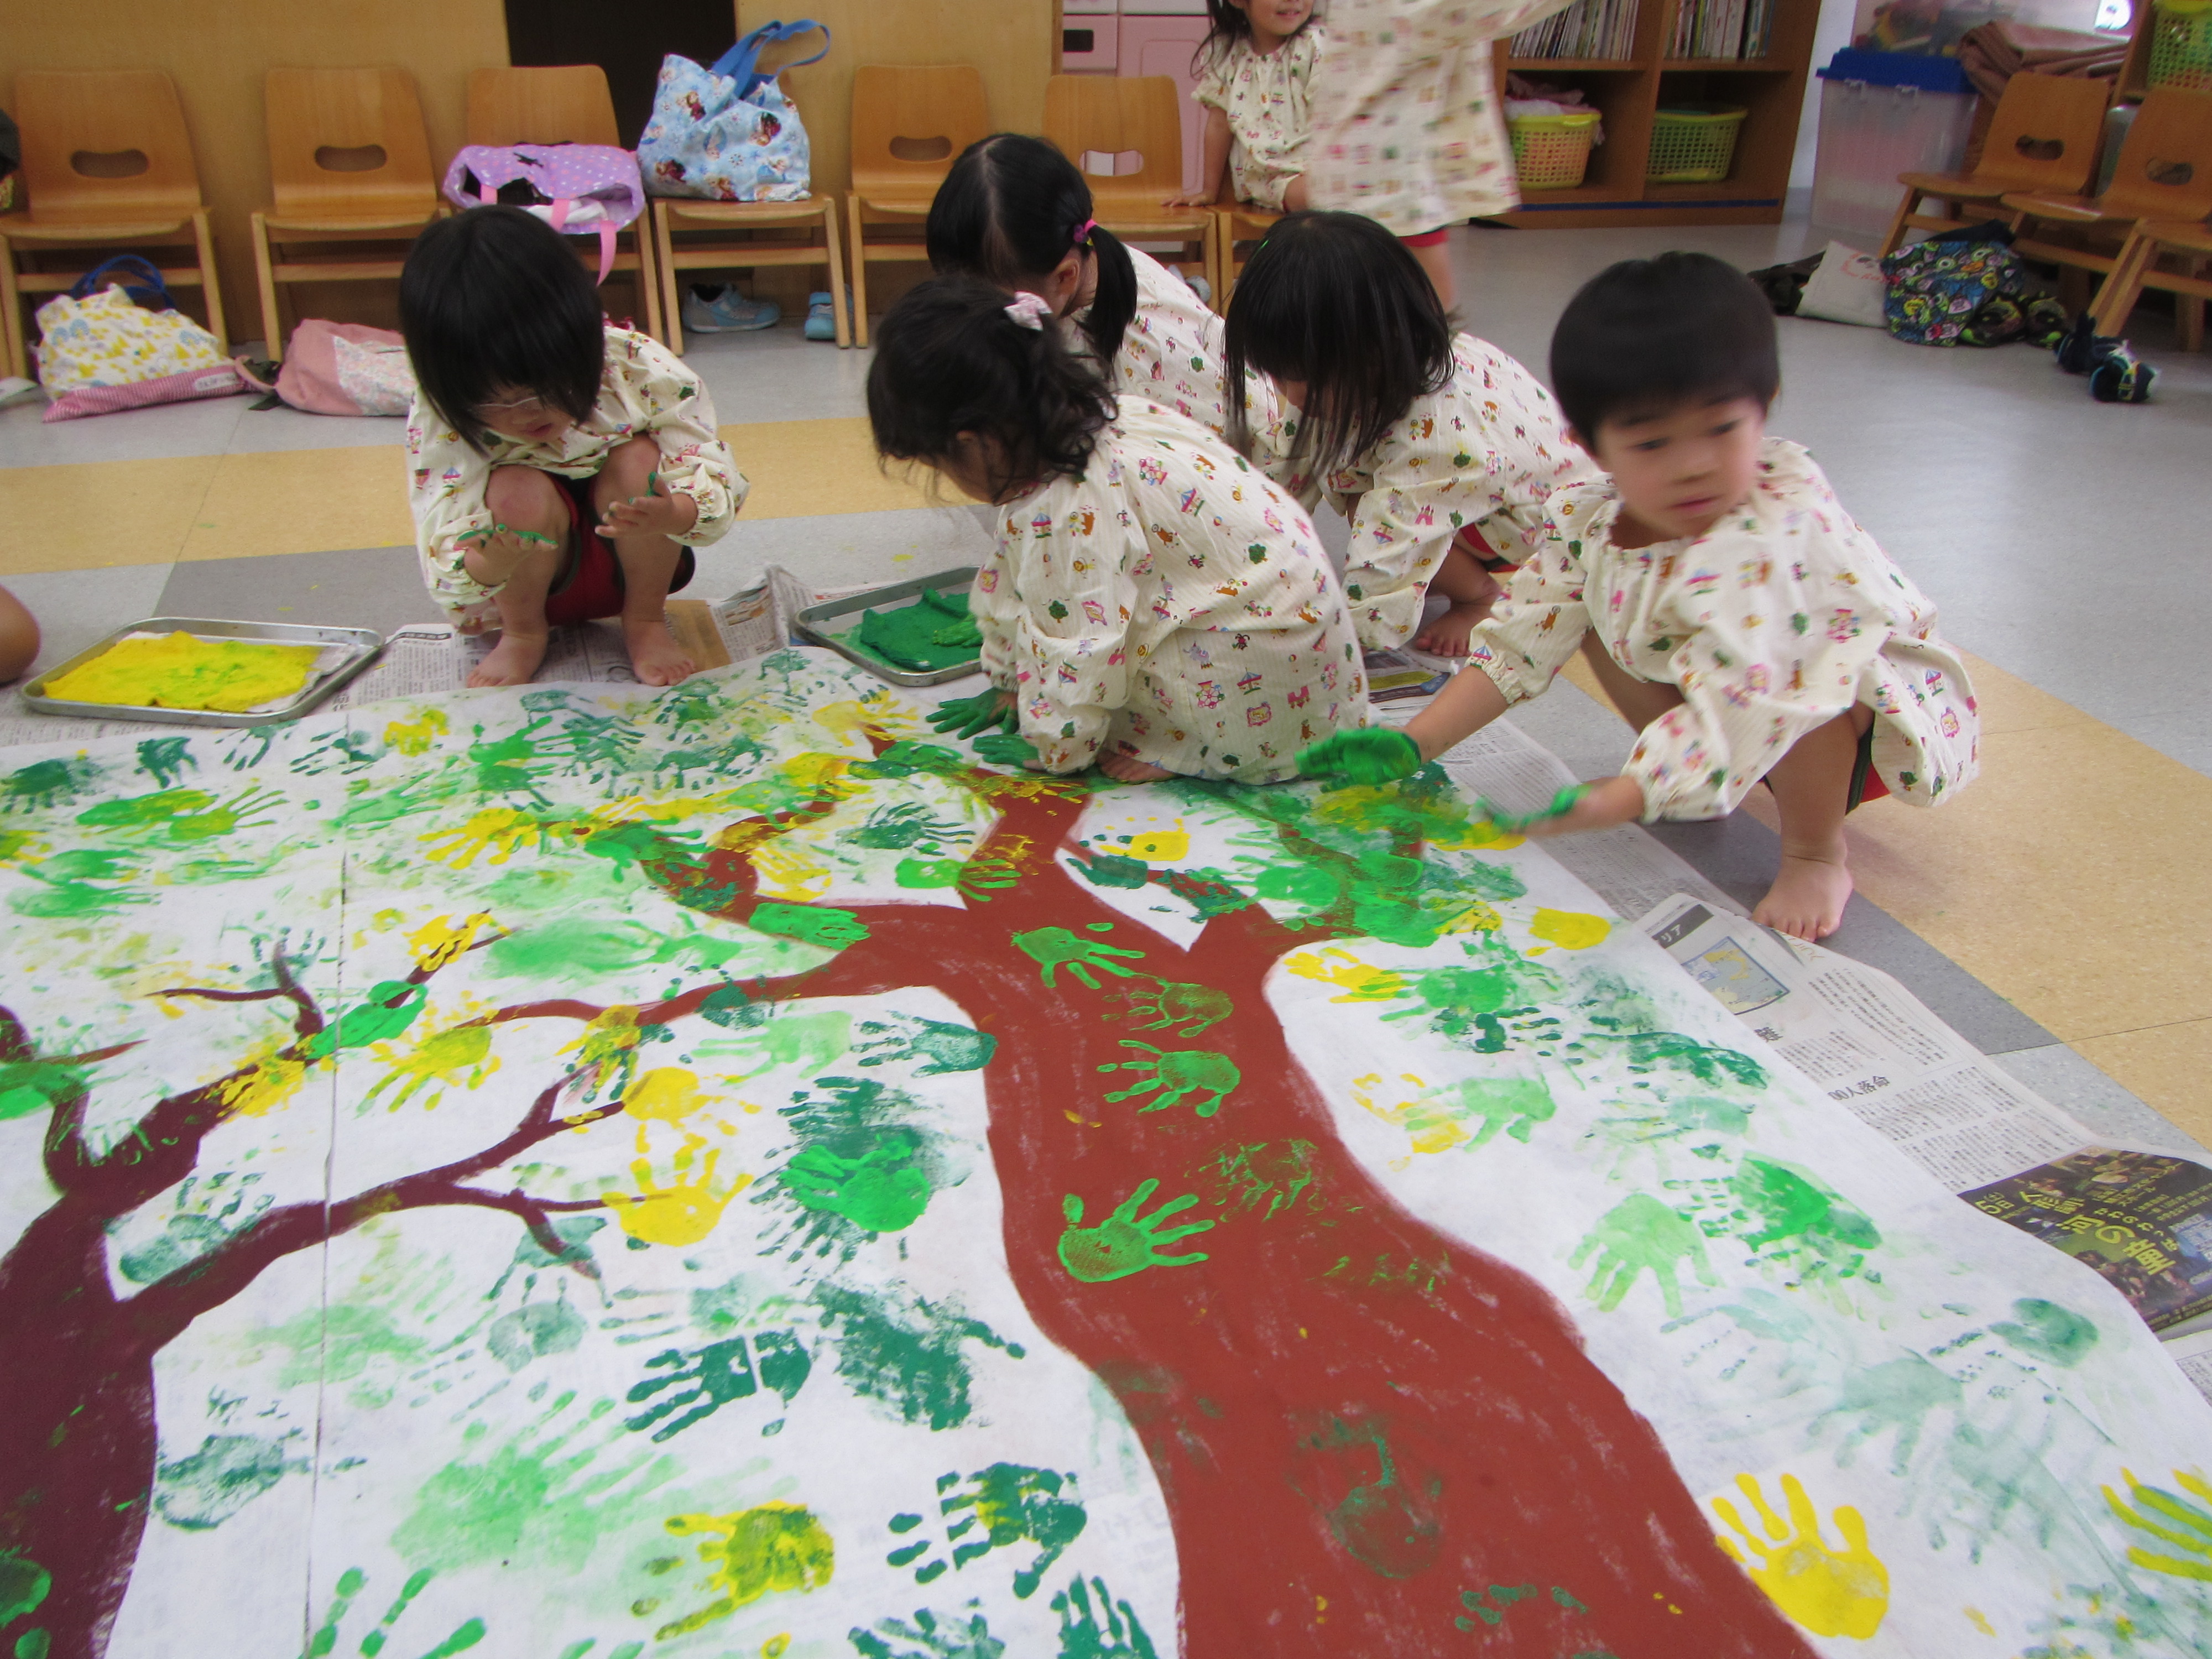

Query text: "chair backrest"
[1976, 72, 2112, 196]
[1042, 75, 1183, 201]
[465, 65, 621, 148]
[848, 65, 991, 199]
[2100, 87, 2212, 221]
[265, 67, 437, 221]
[12, 69, 204, 224]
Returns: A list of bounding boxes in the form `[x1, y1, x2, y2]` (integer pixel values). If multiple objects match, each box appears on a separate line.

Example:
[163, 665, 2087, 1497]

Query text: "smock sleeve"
[971, 529, 1024, 692]
[1465, 492, 1597, 702]
[1455, 337, 1602, 566]
[1333, 404, 1475, 650]
[1194, 44, 1232, 112]
[406, 404, 503, 627]
[604, 330, 749, 546]
[999, 483, 1139, 773]
[1622, 493, 1892, 821]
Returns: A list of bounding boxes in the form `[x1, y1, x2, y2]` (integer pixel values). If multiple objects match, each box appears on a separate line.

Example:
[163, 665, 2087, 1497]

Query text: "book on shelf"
[1510, 0, 1640, 60]
[1666, 0, 1773, 59]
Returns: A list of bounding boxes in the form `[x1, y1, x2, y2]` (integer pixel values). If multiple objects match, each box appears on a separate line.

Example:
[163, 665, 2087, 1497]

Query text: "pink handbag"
[237, 320, 415, 416]
[441, 144, 646, 283]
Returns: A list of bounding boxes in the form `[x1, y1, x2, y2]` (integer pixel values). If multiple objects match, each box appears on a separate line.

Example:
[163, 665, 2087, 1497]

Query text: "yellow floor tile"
[2069, 1021, 2212, 1147]
[722, 418, 938, 520]
[179, 446, 413, 561]
[0, 455, 218, 573]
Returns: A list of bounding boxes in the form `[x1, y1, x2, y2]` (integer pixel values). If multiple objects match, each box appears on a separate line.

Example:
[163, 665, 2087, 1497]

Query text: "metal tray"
[21, 618, 387, 728]
[794, 567, 982, 688]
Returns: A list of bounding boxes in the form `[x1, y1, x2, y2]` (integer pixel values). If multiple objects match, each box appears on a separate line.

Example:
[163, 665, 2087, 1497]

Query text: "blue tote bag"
[638, 20, 830, 203]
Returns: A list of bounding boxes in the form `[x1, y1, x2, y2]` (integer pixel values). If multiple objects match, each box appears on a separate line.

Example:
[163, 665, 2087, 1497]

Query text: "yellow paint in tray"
[43, 631, 322, 713]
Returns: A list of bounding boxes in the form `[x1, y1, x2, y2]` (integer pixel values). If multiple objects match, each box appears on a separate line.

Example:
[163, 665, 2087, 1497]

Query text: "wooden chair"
[251, 68, 441, 358]
[0, 70, 226, 382]
[1044, 75, 1218, 310]
[1879, 72, 2111, 257]
[846, 64, 992, 348]
[1214, 201, 1281, 308]
[652, 76, 850, 352]
[2089, 217, 2212, 348]
[2001, 88, 2212, 301]
[465, 65, 664, 342]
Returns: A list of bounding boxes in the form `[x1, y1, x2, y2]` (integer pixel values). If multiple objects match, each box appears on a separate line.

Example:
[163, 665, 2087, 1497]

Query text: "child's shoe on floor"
[2089, 342, 2156, 403]
[804, 290, 851, 341]
[682, 285, 781, 333]
[2053, 311, 2123, 374]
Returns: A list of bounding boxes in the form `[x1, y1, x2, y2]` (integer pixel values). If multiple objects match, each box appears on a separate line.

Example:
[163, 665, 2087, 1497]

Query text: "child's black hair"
[868, 275, 1116, 502]
[1193, 0, 1317, 73]
[398, 205, 606, 455]
[1548, 252, 1780, 440]
[925, 133, 1140, 367]
[1223, 210, 1453, 482]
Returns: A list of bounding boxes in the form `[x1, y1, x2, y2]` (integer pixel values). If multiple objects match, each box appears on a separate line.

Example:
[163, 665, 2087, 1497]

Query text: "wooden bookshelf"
[1485, 0, 1820, 228]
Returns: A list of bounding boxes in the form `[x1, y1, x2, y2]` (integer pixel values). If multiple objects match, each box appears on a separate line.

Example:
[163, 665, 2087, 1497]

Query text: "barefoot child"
[1297, 253, 1980, 940]
[1224, 211, 1597, 657]
[869, 276, 1366, 784]
[927, 134, 1250, 438]
[1166, 0, 1323, 215]
[399, 206, 746, 687]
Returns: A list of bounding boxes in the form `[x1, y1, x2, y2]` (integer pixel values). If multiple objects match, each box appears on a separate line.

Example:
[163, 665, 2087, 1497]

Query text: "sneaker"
[682, 286, 781, 333]
[2053, 311, 2122, 374]
[2089, 343, 2156, 403]
[804, 289, 851, 342]
[1186, 273, 1214, 305]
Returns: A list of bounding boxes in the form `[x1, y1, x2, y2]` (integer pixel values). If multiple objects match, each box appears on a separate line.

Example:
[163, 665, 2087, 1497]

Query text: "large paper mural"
[1, 649, 2208, 1659]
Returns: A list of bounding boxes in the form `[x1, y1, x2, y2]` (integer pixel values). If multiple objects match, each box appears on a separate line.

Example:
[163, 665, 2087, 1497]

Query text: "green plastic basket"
[1508, 109, 1601, 190]
[2147, 0, 2212, 92]
[1646, 104, 1747, 182]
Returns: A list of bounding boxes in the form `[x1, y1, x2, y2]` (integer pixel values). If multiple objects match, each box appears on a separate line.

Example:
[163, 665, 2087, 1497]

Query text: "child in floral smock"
[1169, 0, 1324, 213]
[1226, 212, 1598, 656]
[401, 207, 745, 688]
[870, 277, 1366, 785]
[1298, 254, 1979, 942]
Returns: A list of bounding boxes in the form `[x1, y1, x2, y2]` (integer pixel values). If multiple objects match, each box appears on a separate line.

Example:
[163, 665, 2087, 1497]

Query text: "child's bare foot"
[1754, 852, 1854, 941]
[625, 617, 697, 686]
[1099, 753, 1174, 784]
[468, 630, 549, 687]
[1411, 598, 1495, 658]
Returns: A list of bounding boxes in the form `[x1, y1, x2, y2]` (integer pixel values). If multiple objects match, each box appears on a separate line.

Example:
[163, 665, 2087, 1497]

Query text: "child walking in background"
[1298, 253, 1980, 941]
[869, 276, 1367, 784]
[1225, 211, 1597, 657]
[1307, 0, 1578, 307]
[927, 134, 1252, 438]
[1166, 0, 1323, 213]
[399, 206, 747, 688]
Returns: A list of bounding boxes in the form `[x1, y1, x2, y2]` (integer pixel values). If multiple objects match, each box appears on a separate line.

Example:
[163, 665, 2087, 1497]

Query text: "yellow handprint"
[383, 707, 450, 755]
[813, 693, 914, 749]
[624, 1066, 737, 1153]
[2104, 1466, 2212, 1582]
[1712, 1473, 1888, 1639]
[366, 1021, 502, 1112]
[749, 839, 836, 902]
[420, 808, 546, 870]
[605, 1140, 752, 1246]
[404, 912, 499, 973]
[1285, 948, 1406, 1003]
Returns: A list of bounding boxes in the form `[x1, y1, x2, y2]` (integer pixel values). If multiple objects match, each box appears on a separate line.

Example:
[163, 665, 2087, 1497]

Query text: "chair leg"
[1201, 217, 1222, 315]
[848, 196, 871, 349]
[822, 201, 851, 349]
[0, 238, 25, 382]
[2090, 231, 2151, 337]
[2181, 264, 2206, 352]
[654, 204, 685, 357]
[635, 222, 664, 345]
[192, 210, 230, 356]
[251, 212, 284, 360]
[1877, 187, 1921, 259]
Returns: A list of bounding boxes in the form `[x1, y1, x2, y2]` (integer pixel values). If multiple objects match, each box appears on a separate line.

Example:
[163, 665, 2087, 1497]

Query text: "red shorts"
[1401, 227, 1452, 248]
[542, 471, 696, 626]
[1452, 524, 1520, 573]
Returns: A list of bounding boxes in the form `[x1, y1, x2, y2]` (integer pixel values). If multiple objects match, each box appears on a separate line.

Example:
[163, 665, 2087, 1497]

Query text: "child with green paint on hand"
[1298, 253, 1980, 943]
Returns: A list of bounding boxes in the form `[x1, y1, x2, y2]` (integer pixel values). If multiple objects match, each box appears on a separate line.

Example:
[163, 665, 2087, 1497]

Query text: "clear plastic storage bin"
[1810, 50, 1978, 238]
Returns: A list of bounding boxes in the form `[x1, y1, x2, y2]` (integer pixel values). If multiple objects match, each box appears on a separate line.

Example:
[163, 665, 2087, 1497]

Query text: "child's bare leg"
[1099, 752, 1174, 784]
[467, 467, 567, 687]
[1280, 176, 1309, 211]
[1580, 633, 1685, 728]
[594, 437, 696, 686]
[1407, 236, 1456, 311]
[1755, 707, 1872, 943]
[1411, 540, 1506, 657]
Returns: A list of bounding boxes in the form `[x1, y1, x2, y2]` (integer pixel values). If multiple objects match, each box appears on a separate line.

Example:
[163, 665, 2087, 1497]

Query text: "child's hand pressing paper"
[1295, 729, 1421, 789]
[598, 474, 698, 540]
[930, 690, 1018, 739]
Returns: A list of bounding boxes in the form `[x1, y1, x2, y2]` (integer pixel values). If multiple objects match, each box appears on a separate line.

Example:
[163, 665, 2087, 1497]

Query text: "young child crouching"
[1300, 252, 1980, 940]
[400, 206, 747, 687]
[869, 276, 1368, 784]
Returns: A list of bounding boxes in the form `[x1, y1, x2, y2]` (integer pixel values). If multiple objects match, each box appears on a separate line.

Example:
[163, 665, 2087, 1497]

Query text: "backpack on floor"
[638, 19, 828, 203]
[237, 320, 415, 416]
[441, 144, 645, 283]
[34, 255, 247, 422]
[1880, 222, 2033, 348]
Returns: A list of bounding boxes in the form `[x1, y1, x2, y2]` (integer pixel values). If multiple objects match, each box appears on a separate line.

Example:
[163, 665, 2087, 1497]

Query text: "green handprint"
[1097, 1042, 1240, 1118]
[972, 731, 1039, 768]
[1295, 728, 1421, 789]
[749, 901, 870, 950]
[1057, 1180, 1214, 1282]
[1052, 1574, 1162, 1659]
[895, 852, 1021, 902]
[300, 979, 430, 1062]
[853, 1013, 999, 1076]
[1106, 978, 1233, 1036]
[1014, 926, 1146, 990]
[930, 690, 1018, 739]
[785, 1129, 935, 1232]
[1473, 783, 1589, 833]
[854, 740, 971, 780]
[1569, 1192, 1718, 1318]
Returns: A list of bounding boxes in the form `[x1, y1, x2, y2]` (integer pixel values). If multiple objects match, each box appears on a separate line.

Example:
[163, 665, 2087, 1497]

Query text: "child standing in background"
[1299, 253, 1980, 941]
[1167, 0, 1323, 213]
[1225, 212, 1597, 656]
[400, 206, 747, 688]
[1307, 0, 1578, 307]
[927, 134, 1250, 438]
[870, 276, 1366, 785]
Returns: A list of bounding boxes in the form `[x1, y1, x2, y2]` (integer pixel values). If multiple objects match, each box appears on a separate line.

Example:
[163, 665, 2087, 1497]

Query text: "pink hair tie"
[1071, 217, 1098, 247]
[1004, 291, 1054, 331]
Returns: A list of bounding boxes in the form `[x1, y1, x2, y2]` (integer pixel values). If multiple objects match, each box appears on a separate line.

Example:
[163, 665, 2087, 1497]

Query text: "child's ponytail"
[925, 134, 1141, 368]
[868, 275, 1116, 501]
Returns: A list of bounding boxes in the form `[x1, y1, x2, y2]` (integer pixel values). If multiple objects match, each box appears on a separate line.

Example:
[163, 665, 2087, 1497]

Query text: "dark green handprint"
[624, 1331, 810, 1442]
[850, 1607, 1006, 1659]
[1098, 1042, 1240, 1117]
[1106, 978, 1233, 1037]
[1057, 1180, 1214, 1282]
[750, 901, 870, 949]
[1014, 926, 1146, 990]
[1052, 1574, 1162, 1659]
[854, 1013, 999, 1076]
